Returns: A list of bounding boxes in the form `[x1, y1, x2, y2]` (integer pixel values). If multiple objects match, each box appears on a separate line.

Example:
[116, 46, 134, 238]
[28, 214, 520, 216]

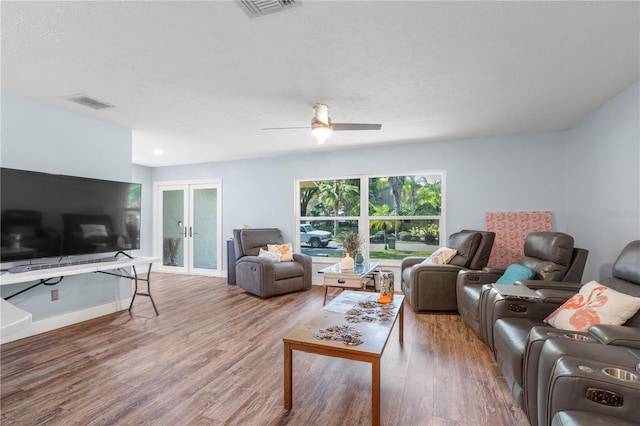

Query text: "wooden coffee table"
[283, 291, 404, 426]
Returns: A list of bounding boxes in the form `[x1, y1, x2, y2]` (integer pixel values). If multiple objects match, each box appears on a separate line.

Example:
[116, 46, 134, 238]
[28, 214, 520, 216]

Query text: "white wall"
[152, 130, 569, 274]
[151, 81, 640, 284]
[1, 93, 132, 179]
[1, 93, 135, 342]
[566, 82, 640, 281]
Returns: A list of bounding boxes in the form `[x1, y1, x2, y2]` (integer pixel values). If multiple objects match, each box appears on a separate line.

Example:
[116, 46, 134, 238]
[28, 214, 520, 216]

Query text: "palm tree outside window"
[296, 172, 444, 263]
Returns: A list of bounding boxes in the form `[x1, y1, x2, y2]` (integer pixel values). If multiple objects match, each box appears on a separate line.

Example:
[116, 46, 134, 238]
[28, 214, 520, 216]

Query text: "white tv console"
[1, 255, 160, 339]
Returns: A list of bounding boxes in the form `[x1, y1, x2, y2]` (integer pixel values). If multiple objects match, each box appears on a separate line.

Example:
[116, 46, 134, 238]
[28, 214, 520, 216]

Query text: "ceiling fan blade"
[261, 126, 310, 130]
[331, 123, 382, 131]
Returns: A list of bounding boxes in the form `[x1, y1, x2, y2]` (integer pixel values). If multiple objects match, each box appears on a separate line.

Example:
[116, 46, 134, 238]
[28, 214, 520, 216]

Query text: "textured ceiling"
[2, 1, 639, 167]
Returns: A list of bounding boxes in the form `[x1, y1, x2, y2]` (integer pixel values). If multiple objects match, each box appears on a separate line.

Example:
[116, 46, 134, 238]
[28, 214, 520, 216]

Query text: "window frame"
[295, 170, 446, 267]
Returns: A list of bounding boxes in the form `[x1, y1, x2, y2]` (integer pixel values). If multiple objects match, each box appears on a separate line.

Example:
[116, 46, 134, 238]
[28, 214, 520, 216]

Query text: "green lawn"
[319, 249, 435, 261]
[370, 249, 434, 260]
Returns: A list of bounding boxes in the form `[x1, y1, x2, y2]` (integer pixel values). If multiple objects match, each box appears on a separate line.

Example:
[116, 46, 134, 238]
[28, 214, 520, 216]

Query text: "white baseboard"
[0, 297, 131, 345]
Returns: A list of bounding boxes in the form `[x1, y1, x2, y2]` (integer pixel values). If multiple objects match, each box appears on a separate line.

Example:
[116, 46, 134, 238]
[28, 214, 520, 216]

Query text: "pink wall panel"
[485, 211, 552, 267]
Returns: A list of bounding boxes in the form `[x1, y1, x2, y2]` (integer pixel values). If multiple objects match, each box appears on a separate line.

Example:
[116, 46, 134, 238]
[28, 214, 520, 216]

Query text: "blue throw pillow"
[496, 264, 536, 285]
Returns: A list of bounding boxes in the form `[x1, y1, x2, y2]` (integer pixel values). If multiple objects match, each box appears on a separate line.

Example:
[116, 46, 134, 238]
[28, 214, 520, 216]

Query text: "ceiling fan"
[262, 103, 382, 144]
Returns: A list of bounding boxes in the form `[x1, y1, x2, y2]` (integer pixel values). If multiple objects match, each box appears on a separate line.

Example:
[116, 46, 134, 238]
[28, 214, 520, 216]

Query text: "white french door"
[154, 180, 222, 276]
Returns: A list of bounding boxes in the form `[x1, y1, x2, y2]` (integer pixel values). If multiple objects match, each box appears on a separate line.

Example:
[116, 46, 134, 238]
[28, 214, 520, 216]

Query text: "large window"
[296, 172, 444, 263]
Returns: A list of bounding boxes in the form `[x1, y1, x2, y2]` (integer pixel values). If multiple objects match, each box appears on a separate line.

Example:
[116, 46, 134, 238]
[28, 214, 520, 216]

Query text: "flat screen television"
[1, 168, 141, 264]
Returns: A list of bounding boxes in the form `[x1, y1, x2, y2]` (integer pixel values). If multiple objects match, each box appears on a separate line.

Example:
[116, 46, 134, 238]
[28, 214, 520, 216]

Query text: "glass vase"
[377, 270, 394, 304]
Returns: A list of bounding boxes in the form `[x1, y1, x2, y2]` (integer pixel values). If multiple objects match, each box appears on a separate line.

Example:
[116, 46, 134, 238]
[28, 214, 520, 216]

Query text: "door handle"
[189, 227, 193, 237]
[183, 227, 187, 238]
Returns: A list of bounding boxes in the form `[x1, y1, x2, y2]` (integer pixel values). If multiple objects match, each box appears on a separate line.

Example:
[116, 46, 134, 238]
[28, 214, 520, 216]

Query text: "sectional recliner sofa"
[458, 237, 640, 426]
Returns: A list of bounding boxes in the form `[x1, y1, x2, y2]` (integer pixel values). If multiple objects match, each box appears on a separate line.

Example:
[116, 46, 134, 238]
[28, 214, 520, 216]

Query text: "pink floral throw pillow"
[544, 280, 640, 332]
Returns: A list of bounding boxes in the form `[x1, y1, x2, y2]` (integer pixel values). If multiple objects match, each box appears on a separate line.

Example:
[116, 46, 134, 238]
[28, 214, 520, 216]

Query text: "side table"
[319, 261, 379, 305]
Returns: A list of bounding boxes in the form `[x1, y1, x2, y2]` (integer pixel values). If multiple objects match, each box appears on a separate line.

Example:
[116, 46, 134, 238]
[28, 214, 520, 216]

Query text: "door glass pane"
[193, 187, 217, 270]
[162, 190, 184, 267]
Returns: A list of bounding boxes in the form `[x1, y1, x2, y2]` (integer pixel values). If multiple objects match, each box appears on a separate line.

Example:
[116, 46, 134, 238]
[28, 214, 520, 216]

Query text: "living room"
[1, 1, 639, 425]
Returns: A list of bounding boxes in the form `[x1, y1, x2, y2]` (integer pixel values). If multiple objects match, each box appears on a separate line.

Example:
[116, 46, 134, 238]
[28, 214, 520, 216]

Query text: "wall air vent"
[65, 94, 115, 111]
[239, 0, 299, 18]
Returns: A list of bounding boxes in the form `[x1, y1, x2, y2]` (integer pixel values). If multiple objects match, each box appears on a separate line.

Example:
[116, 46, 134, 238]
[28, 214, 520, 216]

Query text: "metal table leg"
[128, 263, 159, 315]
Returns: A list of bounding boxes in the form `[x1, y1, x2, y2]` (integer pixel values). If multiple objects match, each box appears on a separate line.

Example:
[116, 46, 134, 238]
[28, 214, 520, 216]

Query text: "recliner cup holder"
[602, 367, 638, 382]
[563, 332, 593, 342]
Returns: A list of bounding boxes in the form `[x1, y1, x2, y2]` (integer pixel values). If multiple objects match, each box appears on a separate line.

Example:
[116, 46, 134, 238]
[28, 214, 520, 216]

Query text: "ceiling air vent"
[65, 94, 115, 111]
[239, 0, 298, 18]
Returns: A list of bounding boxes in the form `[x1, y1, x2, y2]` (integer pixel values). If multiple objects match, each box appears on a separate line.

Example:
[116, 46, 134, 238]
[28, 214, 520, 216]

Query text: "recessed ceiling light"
[153, 149, 164, 155]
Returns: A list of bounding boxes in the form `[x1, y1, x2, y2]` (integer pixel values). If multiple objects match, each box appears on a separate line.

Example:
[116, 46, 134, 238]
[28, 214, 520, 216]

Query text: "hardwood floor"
[1, 273, 529, 425]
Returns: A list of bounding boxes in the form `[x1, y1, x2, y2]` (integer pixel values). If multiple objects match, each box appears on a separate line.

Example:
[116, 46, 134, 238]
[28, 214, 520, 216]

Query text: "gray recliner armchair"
[487, 240, 638, 426]
[233, 228, 312, 298]
[467, 233, 589, 416]
[521, 240, 640, 426]
[541, 341, 640, 426]
[401, 229, 495, 311]
[457, 232, 588, 346]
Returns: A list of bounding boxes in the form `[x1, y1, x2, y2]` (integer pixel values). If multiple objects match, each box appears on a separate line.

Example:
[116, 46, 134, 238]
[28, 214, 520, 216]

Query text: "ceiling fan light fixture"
[311, 119, 332, 144]
[262, 102, 381, 145]
[312, 103, 332, 144]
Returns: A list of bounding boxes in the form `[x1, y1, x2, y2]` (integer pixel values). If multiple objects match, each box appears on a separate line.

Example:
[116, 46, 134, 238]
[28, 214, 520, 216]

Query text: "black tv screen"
[1, 168, 141, 263]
